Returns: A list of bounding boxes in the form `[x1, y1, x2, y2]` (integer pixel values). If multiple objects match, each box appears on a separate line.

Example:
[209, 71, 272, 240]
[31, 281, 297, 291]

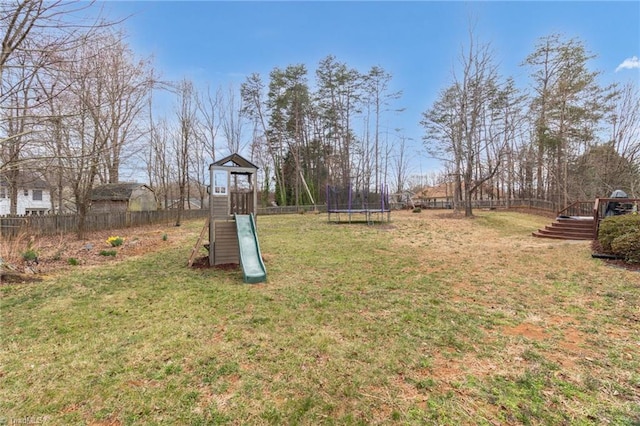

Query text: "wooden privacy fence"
[414, 198, 557, 211]
[1, 199, 564, 238]
[257, 205, 325, 215]
[467, 198, 557, 211]
[0, 209, 208, 238]
[256, 199, 558, 215]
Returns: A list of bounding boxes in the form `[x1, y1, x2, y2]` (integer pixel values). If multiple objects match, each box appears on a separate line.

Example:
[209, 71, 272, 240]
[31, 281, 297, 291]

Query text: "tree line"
[1, 1, 408, 234]
[421, 30, 639, 216]
[1, 1, 155, 235]
[239, 58, 405, 207]
[2, 1, 639, 233]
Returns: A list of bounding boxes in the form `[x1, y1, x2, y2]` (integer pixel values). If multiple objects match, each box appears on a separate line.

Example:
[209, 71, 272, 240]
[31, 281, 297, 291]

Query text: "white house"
[0, 173, 51, 216]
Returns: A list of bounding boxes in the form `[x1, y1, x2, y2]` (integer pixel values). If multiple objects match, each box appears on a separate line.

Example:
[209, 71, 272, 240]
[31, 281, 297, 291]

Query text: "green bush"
[22, 248, 38, 262]
[598, 214, 640, 262]
[611, 231, 640, 263]
[412, 207, 422, 213]
[598, 214, 640, 251]
[67, 258, 79, 266]
[99, 250, 117, 257]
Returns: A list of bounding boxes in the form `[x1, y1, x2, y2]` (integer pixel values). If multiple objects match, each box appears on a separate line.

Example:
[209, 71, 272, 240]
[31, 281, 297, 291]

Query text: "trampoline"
[326, 184, 391, 224]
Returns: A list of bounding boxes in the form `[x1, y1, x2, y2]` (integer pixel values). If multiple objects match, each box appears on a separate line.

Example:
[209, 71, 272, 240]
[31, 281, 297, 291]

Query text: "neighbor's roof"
[0, 172, 49, 189]
[415, 183, 455, 199]
[90, 183, 154, 201]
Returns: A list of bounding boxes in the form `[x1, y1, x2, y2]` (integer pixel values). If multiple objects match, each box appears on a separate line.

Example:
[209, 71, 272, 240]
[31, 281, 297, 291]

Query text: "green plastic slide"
[234, 214, 267, 283]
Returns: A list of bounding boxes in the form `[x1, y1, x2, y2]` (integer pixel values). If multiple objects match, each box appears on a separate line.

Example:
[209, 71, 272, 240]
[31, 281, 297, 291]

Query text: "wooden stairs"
[532, 217, 595, 240]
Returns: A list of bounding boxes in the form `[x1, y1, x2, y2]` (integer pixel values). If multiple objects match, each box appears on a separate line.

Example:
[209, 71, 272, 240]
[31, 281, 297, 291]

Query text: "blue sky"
[103, 1, 640, 177]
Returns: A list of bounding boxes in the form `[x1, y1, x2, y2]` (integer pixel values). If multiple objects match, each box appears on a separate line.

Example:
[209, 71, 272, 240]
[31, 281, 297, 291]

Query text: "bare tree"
[173, 78, 198, 226]
[241, 73, 288, 205]
[220, 84, 246, 155]
[1, 0, 111, 153]
[565, 82, 640, 198]
[197, 84, 221, 161]
[188, 134, 208, 209]
[146, 116, 172, 209]
[422, 30, 505, 216]
[248, 129, 271, 206]
[42, 28, 152, 236]
[0, 45, 39, 214]
[95, 31, 154, 184]
[392, 131, 411, 194]
[611, 82, 640, 168]
[36, 56, 74, 214]
[62, 33, 116, 237]
[1, 1, 118, 220]
[362, 65, 402, 191]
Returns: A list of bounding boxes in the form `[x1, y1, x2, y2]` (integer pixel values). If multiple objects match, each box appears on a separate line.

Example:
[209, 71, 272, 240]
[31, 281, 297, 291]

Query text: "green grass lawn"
[1, 211, 639, 425]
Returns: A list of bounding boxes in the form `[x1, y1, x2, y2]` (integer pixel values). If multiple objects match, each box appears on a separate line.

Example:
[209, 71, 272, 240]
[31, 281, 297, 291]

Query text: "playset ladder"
[188, 217, 210, 267]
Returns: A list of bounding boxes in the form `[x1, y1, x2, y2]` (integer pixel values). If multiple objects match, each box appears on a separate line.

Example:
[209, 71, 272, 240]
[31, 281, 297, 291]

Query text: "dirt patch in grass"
[503, 322, 549, 340]
[0, 271, 43, 284]
[603, 259, 640, 272]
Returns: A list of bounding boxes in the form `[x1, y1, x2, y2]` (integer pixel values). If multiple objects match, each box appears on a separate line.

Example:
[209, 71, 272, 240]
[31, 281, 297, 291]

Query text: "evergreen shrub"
[598, 214, 640, 262]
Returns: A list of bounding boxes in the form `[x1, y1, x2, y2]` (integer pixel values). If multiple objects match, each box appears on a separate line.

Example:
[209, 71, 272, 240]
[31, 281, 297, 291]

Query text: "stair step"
[546, 223, 594, 231]
[532, 231, 593, 240]
[554, 221, 594, 229]
[547, 222, 593, 231]
[533, 217, 595, 240]
[537, 228, 593, 238]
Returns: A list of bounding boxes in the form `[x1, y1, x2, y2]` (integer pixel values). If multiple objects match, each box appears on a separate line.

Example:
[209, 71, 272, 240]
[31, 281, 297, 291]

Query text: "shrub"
[68, 258, 79, 266]
[598, 215, 640, 252]
[21, 238, 38, 263]
[106, 236, 124, 247]
[99, 250, 117, 257]
[611, 231, 640, 263]
[598, 214, 640, 262]
[22, 248, 38, 263]
[162, 233, 168, 241]
[412, 207, 422, 213]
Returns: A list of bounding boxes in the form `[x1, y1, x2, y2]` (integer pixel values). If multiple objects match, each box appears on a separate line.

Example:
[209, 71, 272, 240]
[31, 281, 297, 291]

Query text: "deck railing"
[557, 201, 594, 218]
[593, 198, 640, 237]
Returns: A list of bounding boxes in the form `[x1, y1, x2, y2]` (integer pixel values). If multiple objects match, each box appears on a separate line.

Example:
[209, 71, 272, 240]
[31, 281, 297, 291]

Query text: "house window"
[0, 188, 5, 198]
[26, 209, 47, 216]
[33, 190, 43, 201]
[24, 189, 29, 196]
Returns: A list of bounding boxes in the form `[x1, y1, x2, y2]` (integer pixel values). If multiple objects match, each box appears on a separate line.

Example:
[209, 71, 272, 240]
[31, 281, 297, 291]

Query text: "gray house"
[90, 183, 158, 213]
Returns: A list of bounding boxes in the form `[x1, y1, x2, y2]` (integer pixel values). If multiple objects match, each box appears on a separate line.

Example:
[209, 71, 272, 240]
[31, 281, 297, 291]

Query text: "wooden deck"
[533, 197, 639, 241]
